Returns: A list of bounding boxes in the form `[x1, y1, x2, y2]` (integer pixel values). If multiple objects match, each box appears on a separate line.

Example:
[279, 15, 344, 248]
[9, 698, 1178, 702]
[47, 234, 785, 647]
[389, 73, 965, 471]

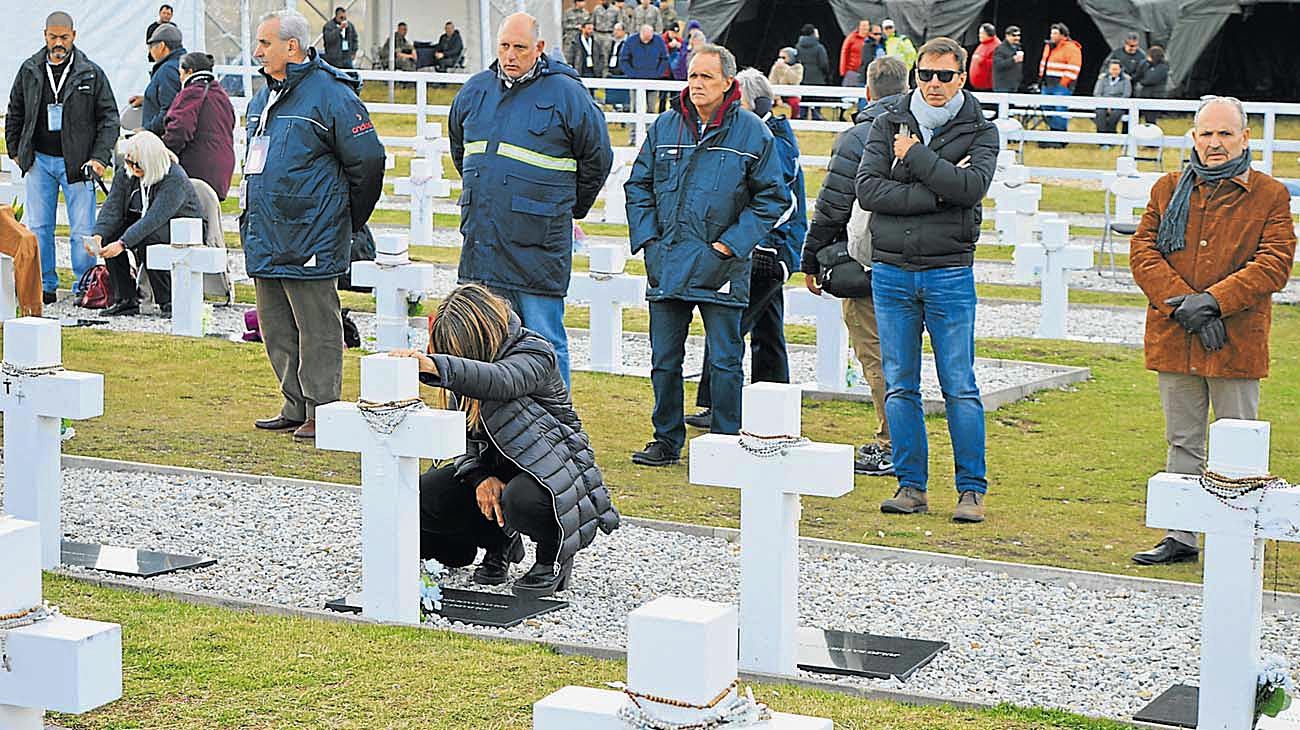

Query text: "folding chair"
[994, 117, 1025, 162]
[1132, 123, 1166, 169]
[1100, 158, 1158, 276]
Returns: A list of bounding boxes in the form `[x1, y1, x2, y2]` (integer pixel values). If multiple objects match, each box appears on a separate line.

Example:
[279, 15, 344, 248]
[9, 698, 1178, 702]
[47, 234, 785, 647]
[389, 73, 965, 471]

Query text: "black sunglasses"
[916, 68, 959, 83]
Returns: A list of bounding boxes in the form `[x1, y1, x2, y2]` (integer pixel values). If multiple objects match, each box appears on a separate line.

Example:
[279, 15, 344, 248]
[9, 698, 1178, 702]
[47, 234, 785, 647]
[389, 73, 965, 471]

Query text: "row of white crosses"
[1, 318, 104, 568]
[316, 354, 465, 624]
[534, 596, 832, 729]
[1147, 419, 1300, 730]
[148, 218, 227, 337]
[567, 244, 645, 373]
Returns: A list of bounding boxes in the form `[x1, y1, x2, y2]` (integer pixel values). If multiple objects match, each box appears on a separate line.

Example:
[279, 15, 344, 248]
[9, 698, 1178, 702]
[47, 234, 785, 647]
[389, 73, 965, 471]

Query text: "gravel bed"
[5, 464, 1298, 720]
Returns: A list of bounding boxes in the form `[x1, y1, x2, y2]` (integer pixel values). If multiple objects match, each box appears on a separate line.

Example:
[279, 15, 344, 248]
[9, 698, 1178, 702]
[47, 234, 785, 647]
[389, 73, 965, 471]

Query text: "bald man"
[6, 11, 119, 304]
[447, 13, 613, 389]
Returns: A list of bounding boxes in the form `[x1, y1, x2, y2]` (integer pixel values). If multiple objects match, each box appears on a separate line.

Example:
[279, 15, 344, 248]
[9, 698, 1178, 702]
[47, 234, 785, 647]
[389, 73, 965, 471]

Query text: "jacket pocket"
[688, 241, 735, 292]
[653, 147, 681, 191]
[509, 194, 565, 246]
[529, 102, 556, 135]
[643, 241, 662, 288]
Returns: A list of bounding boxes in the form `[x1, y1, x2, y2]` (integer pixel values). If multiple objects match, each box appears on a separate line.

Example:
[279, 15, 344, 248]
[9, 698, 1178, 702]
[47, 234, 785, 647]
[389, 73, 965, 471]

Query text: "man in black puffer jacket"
[855, 37, 998, 524]
[803, 55, 908, 479]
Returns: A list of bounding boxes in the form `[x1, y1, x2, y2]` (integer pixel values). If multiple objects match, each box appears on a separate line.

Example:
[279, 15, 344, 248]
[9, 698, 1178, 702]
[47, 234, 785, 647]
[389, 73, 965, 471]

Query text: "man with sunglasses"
[855, 36, 998, 523]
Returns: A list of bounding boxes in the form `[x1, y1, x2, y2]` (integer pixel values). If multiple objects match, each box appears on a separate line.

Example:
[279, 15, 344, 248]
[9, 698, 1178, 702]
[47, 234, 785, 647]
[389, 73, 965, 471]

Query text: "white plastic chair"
[994, 117, 1025, 162]
[1101, 166, 1158, 276]
[1132, 123, 1166, 169]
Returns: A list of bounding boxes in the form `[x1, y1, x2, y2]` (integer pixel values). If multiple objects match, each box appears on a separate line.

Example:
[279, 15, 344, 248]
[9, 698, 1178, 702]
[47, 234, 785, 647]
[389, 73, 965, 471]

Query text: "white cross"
[0, 515, 122, 729]
[147, 218, 227, 337]
[315, 354, 466, 624]
[989, 162, 1041, 250]
[597, 147, 638, 225]
[0, 156, 25, 209]
[689, 383, 853, 674]
[1146, 419, 1300, 730]
[566, 244, 644, 373]
[350, 234, 436, 352]
[395, 156, 451, 247]
[0, 318, 104, 568]
[533, 596, 832, 729]
[1031, 218, 1094, 339]
[783, 287, 849, 393]
[0, 254, 17, 322]
[412, 123, 446, 160]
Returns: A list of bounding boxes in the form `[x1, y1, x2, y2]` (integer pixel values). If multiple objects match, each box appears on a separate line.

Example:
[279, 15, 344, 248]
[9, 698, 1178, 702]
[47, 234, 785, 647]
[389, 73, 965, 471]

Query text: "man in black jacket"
[434, 21, 465, 71]
[991, 25, 1023, 93]
[5, 11, 119, 303]
[855, 37, 998, 523]
[322, 7, 358, 69]
[803, 55, 908, 477]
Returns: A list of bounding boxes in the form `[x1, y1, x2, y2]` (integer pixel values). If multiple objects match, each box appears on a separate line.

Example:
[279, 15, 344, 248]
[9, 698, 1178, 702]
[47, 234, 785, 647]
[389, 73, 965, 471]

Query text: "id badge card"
[47, 103, 63, 132]
[245, 136, 271, 175]
[341, 40, 350, 51]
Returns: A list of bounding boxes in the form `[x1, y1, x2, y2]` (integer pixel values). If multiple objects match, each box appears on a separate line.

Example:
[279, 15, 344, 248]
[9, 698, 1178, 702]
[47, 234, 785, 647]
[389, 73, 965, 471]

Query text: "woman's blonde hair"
[119, 131, 177, 187]
[428, 284, 512, 430]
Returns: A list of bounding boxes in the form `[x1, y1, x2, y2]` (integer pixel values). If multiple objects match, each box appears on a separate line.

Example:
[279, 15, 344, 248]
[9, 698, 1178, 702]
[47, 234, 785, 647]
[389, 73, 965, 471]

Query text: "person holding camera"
[5, 11, 119, 304]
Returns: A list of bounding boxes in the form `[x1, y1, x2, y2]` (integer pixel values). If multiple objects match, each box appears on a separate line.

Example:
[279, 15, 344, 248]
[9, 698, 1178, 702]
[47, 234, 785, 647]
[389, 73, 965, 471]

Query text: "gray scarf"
[908, 90, 965, 144]
[1155, 150, 1251, 255]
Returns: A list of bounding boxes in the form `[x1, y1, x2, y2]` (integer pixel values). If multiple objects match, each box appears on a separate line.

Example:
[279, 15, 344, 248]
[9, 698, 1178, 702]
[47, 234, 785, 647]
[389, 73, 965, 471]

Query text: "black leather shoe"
[684, 408, 713, 429]
[511, 559, 573, 598]
[473, 534, 525, 585]
[159, 303, 172, 315]
[43, 290, 57, 305]
[255, 415, 306, 431]
[1132, 537, 1199, 565]
[102, 301, 139, 316]
[631, 440, 680, 467]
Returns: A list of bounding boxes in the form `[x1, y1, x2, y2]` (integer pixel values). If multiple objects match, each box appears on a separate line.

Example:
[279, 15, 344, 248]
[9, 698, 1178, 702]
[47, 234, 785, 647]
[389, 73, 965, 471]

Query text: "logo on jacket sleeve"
[351, 113, 375, 136]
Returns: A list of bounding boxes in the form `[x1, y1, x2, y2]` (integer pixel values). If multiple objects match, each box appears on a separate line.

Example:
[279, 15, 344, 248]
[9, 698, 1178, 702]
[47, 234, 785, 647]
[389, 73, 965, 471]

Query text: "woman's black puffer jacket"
[424, 313, 620, 569]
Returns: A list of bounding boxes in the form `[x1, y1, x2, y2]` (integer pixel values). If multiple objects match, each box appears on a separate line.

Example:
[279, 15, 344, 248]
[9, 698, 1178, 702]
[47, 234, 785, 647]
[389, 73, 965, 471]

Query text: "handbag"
[815, 239, 872, 299]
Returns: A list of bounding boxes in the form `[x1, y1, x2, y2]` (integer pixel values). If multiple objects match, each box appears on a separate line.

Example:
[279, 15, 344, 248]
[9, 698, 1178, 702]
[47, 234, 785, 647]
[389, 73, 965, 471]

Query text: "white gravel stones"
[6, 463, 1298, 721]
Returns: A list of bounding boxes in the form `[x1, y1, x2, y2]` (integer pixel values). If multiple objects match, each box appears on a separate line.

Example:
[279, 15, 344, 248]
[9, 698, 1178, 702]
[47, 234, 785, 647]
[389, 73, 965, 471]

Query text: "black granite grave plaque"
[62, 540, 217, 578]
[59, 318, 108, 327]
[1133, 684, 1198, 728]
[325, 588, 567, 628]
[795, 626, 949, 681]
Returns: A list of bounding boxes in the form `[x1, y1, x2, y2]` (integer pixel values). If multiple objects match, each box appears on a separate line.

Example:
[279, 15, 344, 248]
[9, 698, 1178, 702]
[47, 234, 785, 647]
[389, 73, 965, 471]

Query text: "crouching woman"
[393, 284, 619, 597]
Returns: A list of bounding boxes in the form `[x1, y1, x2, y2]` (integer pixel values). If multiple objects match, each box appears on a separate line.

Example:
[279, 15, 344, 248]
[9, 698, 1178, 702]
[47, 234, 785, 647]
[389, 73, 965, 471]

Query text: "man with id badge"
[5, 11, 118, 304]
[322, 6, 359, 70]
[242, 9, 385, 442]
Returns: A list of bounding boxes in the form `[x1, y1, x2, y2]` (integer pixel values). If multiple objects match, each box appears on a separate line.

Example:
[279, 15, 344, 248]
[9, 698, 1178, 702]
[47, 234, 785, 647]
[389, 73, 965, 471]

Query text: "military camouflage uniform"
[562, 4, 593, 53]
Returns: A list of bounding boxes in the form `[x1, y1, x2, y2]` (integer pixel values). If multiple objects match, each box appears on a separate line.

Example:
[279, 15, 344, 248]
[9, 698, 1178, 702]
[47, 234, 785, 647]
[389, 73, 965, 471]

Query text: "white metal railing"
[214, 64, 1300, 183]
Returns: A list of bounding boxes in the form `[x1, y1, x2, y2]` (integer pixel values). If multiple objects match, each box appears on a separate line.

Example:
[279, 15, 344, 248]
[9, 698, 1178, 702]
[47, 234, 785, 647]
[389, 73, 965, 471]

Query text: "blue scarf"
[1155, 150, 1251, 255]
[909, 90, 965, 144]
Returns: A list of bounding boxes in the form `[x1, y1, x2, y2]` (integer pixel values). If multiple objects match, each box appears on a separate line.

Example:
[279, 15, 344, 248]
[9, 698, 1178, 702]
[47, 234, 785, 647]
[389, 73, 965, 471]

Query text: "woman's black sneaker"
[631, 440, 680, 467]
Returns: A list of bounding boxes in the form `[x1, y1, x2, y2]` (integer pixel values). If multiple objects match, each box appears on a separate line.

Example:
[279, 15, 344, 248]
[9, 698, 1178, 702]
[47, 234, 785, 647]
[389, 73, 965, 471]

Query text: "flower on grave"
[406, 292, 425, 317]
[1255, 653, 1295, 727]
[59, 419, 75, 442]
[419, 558, 447, 619]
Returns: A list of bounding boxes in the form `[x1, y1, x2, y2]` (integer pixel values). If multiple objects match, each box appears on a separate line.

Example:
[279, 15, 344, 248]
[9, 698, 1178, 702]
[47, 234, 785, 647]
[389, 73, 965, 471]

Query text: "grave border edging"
[60, 454, 1300, 614]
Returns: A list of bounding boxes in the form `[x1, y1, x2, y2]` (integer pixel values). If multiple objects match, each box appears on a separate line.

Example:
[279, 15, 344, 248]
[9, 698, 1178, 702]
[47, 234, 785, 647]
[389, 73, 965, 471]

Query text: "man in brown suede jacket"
[1129, 96, 1296, 565]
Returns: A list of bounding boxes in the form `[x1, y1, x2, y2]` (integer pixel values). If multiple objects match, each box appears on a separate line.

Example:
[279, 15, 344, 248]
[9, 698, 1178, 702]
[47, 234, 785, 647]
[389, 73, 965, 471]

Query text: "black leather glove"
[1165, 292, 1221, 333]
[751, 248, 784, 283]
[1196, 317, 1228, 352]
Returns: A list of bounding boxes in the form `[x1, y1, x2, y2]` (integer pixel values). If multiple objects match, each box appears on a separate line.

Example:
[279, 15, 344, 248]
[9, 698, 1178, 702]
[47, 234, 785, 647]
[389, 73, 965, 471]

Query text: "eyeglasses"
[916, 68, 959, 83]
[124, 158, 142, 169]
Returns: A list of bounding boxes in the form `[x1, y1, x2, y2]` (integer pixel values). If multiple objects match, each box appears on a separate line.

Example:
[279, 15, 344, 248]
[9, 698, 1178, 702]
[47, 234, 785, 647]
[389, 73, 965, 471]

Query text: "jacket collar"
[150, 46, 186, 75]
[672, 80, 742, 139]
[182, 70, 216, 88]
[262, 48, 357, 95]
[26, 46, 94, 81]
[881, 89, 985, 137]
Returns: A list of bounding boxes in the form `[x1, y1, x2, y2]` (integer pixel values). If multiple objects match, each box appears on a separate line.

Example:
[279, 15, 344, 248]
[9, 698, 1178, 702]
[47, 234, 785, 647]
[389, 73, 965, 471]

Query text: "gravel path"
[6, 464, 1298, 721]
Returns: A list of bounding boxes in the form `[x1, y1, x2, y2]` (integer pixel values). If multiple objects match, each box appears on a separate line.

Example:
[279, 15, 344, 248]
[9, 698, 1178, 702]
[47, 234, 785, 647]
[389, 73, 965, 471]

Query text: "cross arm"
[567, 272, 646, 304]
[1146, 472, 1300, 541]
[146, 244, 227, 274]
[1, 371, 104, 419]
[0, 615, 122, 713]
[350, 261, 437, 290]
[689, 435, 854, 499]
[315, 403, 466, 460]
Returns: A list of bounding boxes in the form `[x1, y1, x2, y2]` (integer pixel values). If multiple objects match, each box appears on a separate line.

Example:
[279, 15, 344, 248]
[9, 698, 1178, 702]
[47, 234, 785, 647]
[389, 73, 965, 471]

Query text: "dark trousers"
[419, 462, 560, 567]
[649, 298, 743, 452]
[105, 238, 171, 307]
[254, 277, 343, 421]
[696, 266, 789, 407]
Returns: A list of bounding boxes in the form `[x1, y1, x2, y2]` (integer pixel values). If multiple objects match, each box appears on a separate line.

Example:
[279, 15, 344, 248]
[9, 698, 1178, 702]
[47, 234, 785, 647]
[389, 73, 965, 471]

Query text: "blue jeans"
[871, 263, 987, 494]
[649, 299, 742, 452]
[495, 288, 571, 390]
[1040, 82, 1073, 133]
[26, 152, 97, 293]
[696, 266, 789, 407]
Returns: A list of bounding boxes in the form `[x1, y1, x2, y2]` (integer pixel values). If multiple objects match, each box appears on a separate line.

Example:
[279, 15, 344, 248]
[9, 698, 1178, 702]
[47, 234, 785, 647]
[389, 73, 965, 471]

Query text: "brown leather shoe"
[255, 415, 305, 431]
[953, 490, 986, 523]
[881, 486, 929, 514]
[292, 419, 317, 440]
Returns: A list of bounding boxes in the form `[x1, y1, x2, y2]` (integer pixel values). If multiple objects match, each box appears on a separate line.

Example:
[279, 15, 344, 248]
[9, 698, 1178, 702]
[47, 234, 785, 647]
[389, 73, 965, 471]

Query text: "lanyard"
[255, 89, 283, 137]
[45, 58, 73, 101]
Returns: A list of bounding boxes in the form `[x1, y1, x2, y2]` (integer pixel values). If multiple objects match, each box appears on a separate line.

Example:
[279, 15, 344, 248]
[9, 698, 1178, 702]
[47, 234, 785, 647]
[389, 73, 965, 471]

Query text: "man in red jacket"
[968, 23, 999, 91]
[839, 19, 871, 87]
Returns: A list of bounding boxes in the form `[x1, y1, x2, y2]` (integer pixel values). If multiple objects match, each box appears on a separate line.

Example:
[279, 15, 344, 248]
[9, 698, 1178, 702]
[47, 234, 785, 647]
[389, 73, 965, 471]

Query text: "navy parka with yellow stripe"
[448, 56, 613, 297]
[624, 85, 789, 308]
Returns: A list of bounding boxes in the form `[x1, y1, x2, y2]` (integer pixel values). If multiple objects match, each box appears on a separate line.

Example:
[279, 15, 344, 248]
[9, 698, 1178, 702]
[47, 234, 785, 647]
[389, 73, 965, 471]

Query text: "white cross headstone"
[566, 244, 644, 373]
[533, 596, 832, 729]
[597, 147, 638, 225]
[0, 254, 17, 321]
[990, 163, 1041, 249]
[394, 157, 452, 246]
[1033, 218, 1093, 339]
[350, 234, 437, 352]
[315, 354, 466, 624]
[412, 123, 446, 160]
[1, 318, 104, 568]
[689, 383, 854, 674]
[783, 287, 849, 393]
[1146, 419, 1300, 730]
[0, 515, 122, 729]
[0, 156, 26, 209]
[147, 218, 226, 337]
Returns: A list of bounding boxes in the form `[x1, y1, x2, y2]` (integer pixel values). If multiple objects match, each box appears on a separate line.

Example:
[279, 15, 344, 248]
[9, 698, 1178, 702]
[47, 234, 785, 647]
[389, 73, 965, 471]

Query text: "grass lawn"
[45, 575, 1128, 729]
[5, 306, 1299, 591]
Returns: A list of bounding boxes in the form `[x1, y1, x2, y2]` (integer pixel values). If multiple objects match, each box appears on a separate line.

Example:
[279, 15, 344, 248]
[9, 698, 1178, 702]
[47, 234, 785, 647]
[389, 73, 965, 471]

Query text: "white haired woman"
[86, 131, 203, 316]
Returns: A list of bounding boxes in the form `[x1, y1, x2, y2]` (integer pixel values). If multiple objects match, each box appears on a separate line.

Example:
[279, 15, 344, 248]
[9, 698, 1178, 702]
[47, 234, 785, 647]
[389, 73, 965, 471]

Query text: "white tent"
[1, 1, 205, 116]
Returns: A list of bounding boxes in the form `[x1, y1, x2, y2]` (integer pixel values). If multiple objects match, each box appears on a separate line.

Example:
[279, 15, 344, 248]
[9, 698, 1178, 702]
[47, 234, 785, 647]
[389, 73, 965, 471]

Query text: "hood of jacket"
[261, 48, 359, 95]
[853, 95, 896, 125]
[671, 80, 743, 139]
[796, 35, 821, 51]
[487, 52, 579, 88]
